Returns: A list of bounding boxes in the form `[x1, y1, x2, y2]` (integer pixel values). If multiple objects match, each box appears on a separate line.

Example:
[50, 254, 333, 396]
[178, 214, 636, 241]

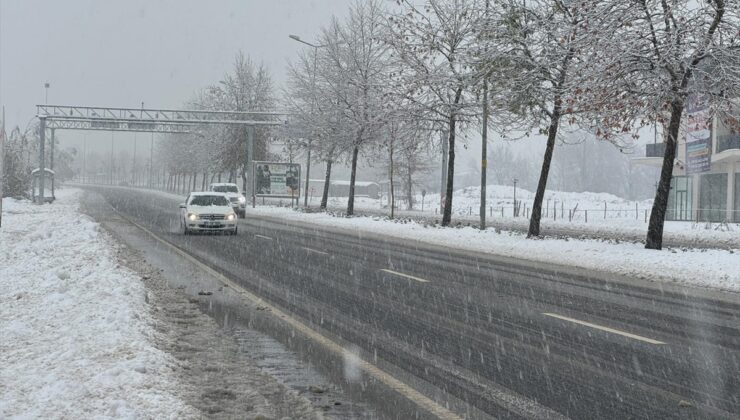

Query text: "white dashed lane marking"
[380, 269, 430, 283]
[543, 312, 666, 345]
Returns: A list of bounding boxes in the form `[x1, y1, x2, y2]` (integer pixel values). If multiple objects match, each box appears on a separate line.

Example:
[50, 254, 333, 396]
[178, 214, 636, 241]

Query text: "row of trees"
[282, 0, 739, 249]
[155, 52, 277, 194]
[144, 0, 738, 250]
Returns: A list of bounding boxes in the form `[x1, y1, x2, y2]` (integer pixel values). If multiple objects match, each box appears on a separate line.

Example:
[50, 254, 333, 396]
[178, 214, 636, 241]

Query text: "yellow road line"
[380, 269, 431, 283]
[120, 214, 461, 420]
[543, 312, 666, 345]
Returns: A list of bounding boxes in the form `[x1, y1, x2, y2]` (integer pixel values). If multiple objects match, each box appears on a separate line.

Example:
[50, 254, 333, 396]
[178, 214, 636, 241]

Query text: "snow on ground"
[246, 205, 740, 293]
[0, 189, 196, 419]
[313, 185, 740, 247]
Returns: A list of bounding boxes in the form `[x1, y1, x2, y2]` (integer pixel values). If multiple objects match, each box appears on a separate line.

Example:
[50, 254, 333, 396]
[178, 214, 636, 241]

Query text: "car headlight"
[187, 213, 198, 221]
[238, 196, 246, 204]
[225, 213, 236, 221]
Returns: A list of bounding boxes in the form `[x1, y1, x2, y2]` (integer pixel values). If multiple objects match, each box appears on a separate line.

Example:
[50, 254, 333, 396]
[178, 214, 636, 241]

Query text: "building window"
[667, 176, 692, 221]
[699, 173, 728, 222]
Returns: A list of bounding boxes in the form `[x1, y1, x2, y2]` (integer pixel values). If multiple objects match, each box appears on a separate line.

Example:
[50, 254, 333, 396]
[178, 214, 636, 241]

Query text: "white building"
[634, 101, 739, 222]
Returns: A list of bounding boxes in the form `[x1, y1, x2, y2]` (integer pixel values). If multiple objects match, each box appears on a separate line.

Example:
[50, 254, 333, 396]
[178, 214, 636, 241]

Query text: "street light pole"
[513, 178, 519, 217]
[289, 34, 322, 208]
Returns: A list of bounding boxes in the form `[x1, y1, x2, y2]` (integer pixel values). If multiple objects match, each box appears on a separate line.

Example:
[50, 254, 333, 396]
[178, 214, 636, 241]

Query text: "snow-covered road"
[0, 189, 195, 419]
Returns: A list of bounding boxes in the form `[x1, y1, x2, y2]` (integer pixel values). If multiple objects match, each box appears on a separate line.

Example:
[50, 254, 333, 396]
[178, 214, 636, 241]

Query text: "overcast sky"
[0, 0, 348, 139]
[0, 0, 649, 186]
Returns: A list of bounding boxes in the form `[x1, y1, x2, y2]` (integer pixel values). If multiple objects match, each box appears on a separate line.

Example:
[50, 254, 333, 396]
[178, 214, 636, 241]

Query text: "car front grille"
[229, 197, 240, 203]
[199, 214, 225, 220]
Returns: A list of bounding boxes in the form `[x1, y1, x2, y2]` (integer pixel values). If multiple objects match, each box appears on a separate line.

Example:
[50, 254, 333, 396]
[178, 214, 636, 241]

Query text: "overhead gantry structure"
[34, 104, 288, 203]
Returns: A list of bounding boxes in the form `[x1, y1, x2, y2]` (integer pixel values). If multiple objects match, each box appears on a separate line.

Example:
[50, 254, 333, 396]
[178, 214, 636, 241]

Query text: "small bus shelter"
[32, 168, 55, 203]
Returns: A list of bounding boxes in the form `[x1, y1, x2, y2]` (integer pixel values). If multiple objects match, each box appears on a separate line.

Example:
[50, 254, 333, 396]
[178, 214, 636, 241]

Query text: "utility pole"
[480, 0, 490, 230]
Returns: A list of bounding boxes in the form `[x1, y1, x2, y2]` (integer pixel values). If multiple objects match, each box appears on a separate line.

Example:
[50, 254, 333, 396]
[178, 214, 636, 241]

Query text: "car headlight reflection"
[187, 213, 198, 221]
[225, 213, 236, 221]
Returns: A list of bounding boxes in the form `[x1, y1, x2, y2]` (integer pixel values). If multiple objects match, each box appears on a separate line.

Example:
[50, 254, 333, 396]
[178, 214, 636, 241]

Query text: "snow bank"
[316, 185, 740, 248]
[0, 189, 195, 419]
[247, 205, 740, 292]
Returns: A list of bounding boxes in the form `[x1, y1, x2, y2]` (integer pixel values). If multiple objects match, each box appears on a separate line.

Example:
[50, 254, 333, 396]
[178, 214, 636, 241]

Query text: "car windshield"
[212, 185, 238, 193]
[189, 195, 229, 206]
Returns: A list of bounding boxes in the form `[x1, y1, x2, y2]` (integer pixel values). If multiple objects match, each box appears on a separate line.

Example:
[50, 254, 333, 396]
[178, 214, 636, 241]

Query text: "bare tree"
[321, 0, 391, 216]
[386, 0, 484, 226]
[589, 0, 740, 249]
[479, 0, 624, 237]
[200, 52, 275, 191]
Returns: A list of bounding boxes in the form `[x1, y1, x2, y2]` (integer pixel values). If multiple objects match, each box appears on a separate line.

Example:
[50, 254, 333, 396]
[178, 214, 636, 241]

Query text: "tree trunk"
[201, 171, 207, 190]
[347, 146, 360, 216]
[320, 160, 332, 210]
[389, 146, 395, 219]
[406, 163, 413, 210]
[646, 100, 683, 250]
[528, 107, 562, 237]
[442, 115, 457, 226]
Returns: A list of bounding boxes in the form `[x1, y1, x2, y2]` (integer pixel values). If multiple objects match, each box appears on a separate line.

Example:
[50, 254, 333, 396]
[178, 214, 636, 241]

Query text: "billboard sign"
[685, 94, 712, 174]
[252, 162, 301, 198]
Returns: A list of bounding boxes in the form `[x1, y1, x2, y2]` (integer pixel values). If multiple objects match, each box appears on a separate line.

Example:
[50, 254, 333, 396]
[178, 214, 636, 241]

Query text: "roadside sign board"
[685, 94, 712, 174]
[252, 161, 301, 198]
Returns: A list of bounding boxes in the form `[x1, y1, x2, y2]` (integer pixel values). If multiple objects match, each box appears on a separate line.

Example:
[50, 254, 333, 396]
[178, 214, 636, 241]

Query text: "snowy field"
[0, 189, 195, 419]
[313, 185, 740, 248]
[246, 205, 740, 293]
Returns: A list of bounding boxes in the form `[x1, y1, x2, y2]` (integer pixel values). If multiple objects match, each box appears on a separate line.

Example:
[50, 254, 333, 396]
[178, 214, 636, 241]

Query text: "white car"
[209, 182, 246, 217]
[179, 192, 238, 235]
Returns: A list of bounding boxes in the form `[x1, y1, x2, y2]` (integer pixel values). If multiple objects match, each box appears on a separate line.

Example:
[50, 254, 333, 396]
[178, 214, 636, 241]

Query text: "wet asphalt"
[84, 185, 740, 420]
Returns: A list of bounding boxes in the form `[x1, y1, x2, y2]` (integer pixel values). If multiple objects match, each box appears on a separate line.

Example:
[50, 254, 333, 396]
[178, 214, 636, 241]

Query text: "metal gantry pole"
[0, 106, 5, 225]
[83, 134, 87, 184]
[49, 128, 55, 198]
[246, 125, 254, 204]
[37, 117, 46, 204]
[149, 132, 154, 188]
[110, 131, 114, 185]
[132, 133, 137, 185]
